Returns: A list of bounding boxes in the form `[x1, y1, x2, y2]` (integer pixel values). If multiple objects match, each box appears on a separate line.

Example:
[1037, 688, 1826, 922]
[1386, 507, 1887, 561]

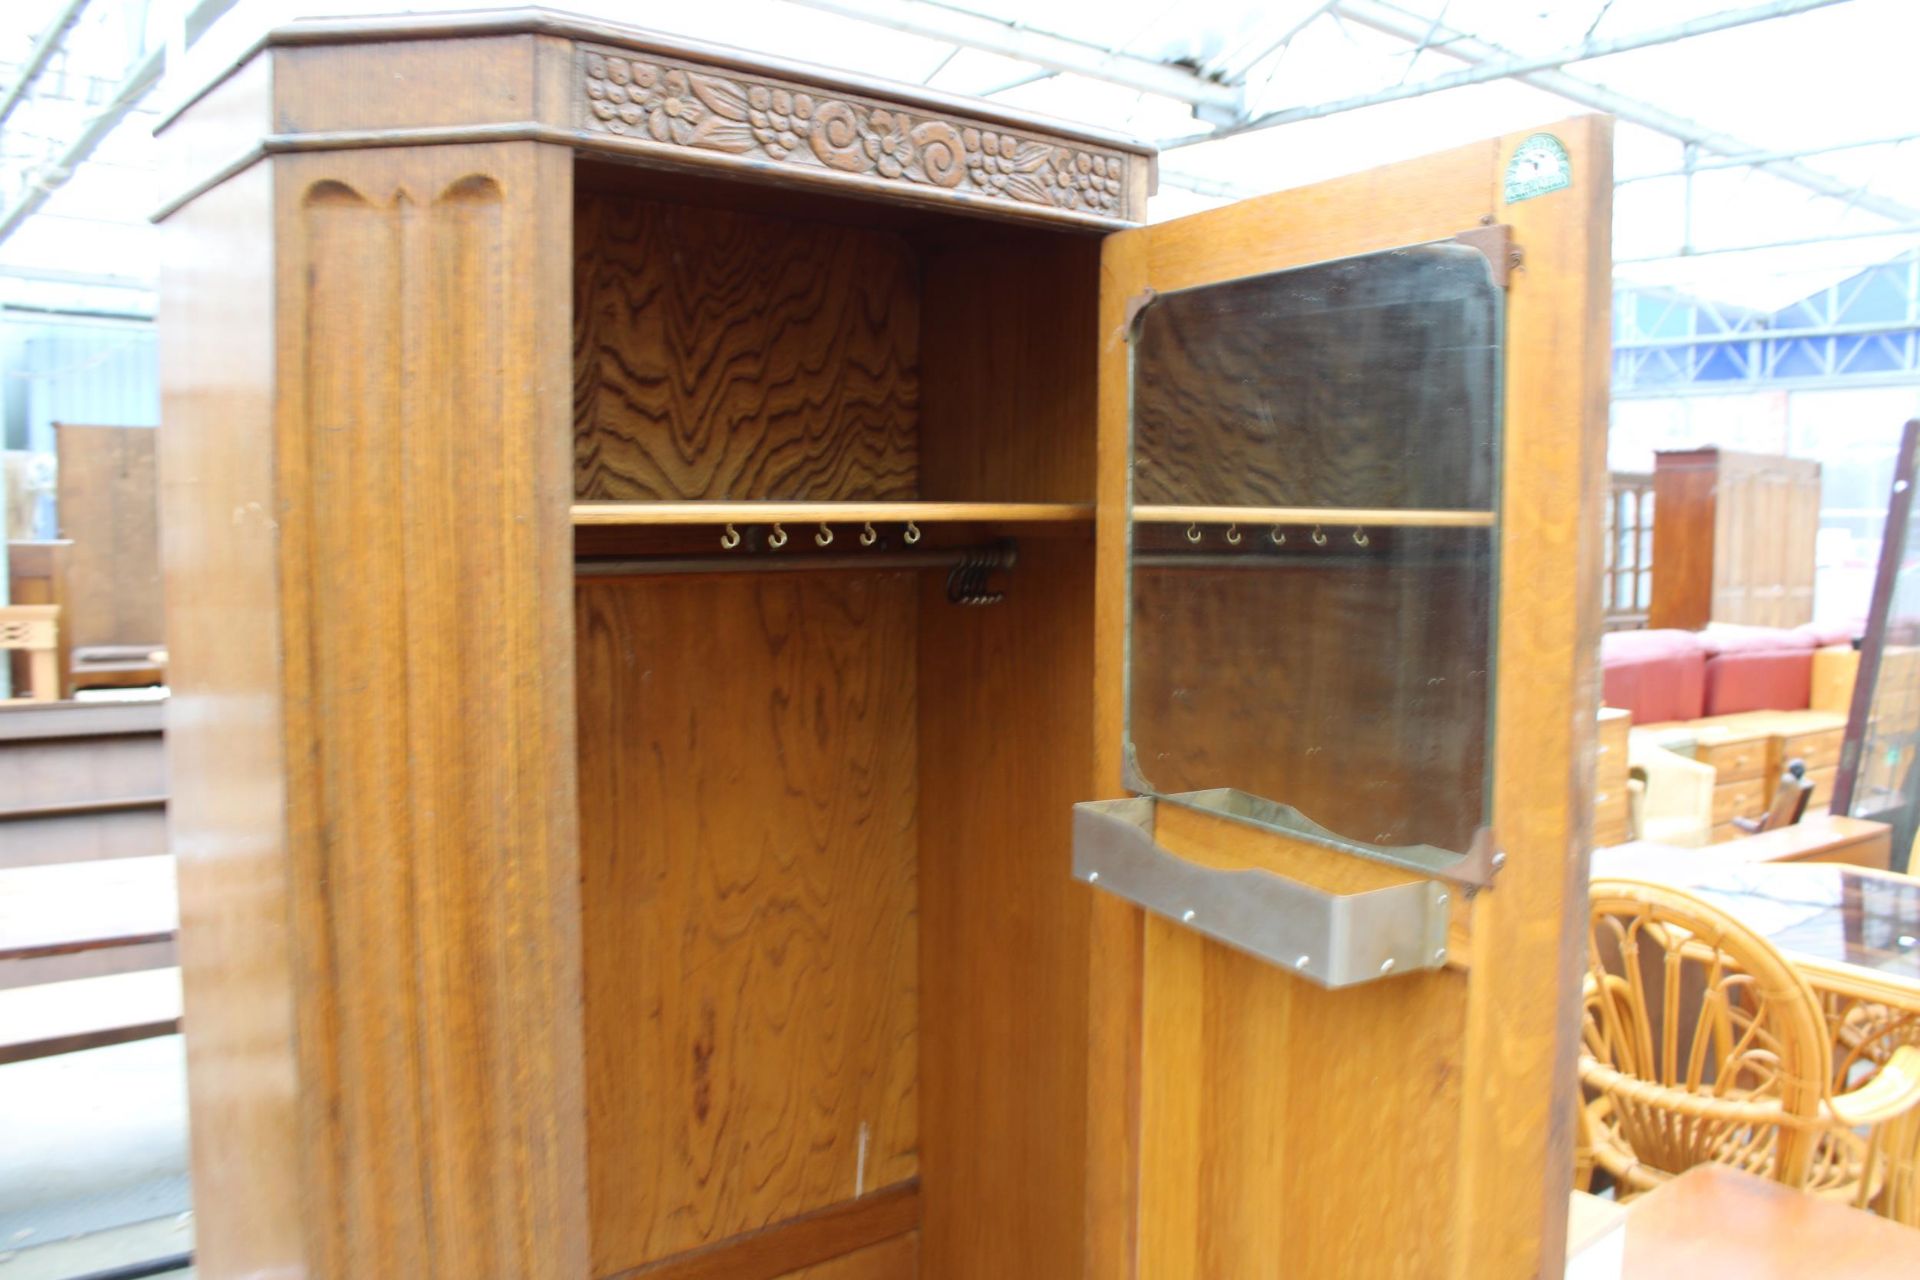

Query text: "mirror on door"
[1124, 241, 1505, 865]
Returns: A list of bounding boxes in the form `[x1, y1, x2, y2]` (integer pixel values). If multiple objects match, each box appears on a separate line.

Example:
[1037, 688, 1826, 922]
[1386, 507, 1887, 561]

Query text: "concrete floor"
[0, 1035, 194, 1278]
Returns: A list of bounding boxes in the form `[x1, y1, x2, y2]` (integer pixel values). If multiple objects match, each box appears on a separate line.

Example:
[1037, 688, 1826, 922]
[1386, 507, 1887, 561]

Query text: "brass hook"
[1269, 525, 1286, 546]
[1225, 523, 1242, 546]
[769, 522, 789, 549]
[859, 521, 878, 546]
[720, 523, 741, 550]
[903, 520, 922, 545]
[1311, 524, 1328, 547]
[1352, 527, 1370, 548]
[1186, 523, 1203, 544]
[816, 523, 834, 547]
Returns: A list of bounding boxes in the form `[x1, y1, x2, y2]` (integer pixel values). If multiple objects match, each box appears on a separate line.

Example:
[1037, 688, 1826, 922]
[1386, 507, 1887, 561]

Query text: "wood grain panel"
[781, 1232, 917, 1279]
[918, 236, 1099, 503]
[274, 35, 540, 133]
[1140, 917, 1466, 1280]
[56, 424, 164, 653]
[578, 572, 919, 1273]
[156, 159, 306, 1280]
[1085, 218, 1148, 1280]
[273, 143, 586, 1279]
[574, 191, 919, 501]
[1452, 115, 1613, 1280]
[616, 1184, 919, 1280]
[918, 538, 1094, 1280]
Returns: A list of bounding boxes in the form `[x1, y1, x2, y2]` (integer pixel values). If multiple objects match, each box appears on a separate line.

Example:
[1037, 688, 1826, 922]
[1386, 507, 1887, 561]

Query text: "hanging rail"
[575, 538, 1017, 605]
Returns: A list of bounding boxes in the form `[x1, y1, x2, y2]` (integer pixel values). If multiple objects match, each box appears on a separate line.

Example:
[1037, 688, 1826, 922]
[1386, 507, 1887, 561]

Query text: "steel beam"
[0, 0, 240, 252]
[1616, 224, 1920, 263]
[1157, 168, 1261, 200]
[1617, 132, 1920, 184]
[0, 42, 163, 249]
[780, 0, 1243, 115]
[1263, 0, 1920, 225]
[1190, 0, 1850, 142]
[1202, 1, 1340, 85]
[0, 0, 95, 136]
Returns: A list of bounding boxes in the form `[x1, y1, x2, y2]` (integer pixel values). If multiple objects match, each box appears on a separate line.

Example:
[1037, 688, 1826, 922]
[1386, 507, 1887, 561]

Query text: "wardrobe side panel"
[918, 237, 1100, 502]
[578, 573, 921, 1274]
[917, 540, 1097, 1280]
[158, 160, 309, 1280]
[272, 141, 586, 1278]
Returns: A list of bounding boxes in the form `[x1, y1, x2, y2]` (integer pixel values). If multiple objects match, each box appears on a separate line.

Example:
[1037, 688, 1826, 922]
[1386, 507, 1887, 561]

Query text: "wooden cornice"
[154, 6, 1157, 230]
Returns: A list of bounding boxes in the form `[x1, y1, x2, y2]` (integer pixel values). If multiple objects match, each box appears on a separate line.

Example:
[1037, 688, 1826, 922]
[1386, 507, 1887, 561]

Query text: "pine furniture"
[154, 10, 1611, 1278]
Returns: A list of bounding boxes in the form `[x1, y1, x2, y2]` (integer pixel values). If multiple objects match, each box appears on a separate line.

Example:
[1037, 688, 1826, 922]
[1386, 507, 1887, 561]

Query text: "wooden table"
[1593, 814, 1893, 879]
[0, 854, 178, 970]
[1575, 1164, 1920, 1277]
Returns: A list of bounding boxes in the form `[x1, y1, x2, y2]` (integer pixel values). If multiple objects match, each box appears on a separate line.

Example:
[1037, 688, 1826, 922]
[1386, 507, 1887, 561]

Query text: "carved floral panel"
[577, 43, 1136, 219]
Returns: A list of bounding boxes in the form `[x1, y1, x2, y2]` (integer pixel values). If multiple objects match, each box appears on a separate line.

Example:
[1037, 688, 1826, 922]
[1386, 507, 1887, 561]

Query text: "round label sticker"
[1505, 133, 1571, 203]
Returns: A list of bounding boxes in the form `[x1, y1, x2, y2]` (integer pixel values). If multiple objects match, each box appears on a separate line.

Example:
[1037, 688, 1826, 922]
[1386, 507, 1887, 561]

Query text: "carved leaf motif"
[685, 115, 758, 154]
[1003, 175, 1053, 204]
[1005, 142, 1053, 175]
[689, 73, 750, 122]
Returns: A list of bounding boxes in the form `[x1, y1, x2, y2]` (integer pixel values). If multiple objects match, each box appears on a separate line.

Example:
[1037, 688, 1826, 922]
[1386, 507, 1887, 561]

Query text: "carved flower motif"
[862, 110, 918, 179]
[584, 55, 758, 152]
[584, 48, 1124, 214]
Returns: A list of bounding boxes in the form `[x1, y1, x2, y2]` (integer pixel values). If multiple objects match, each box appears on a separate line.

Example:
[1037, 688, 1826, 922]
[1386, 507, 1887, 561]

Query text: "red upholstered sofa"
[1601, 623, 1858, 725]
[1600, 629, 1706, 725]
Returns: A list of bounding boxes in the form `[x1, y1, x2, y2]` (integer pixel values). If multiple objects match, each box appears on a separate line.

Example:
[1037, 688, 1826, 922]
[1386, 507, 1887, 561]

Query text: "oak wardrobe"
[156, 11, 1609, 1278]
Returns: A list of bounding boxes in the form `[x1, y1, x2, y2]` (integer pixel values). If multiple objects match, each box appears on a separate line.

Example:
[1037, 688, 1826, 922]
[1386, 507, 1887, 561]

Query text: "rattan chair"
[1579, 878, 1920, 1224]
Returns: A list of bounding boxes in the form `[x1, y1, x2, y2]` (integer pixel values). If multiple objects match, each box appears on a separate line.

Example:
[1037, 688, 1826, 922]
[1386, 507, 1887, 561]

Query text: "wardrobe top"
[156, 6, 1159, 230]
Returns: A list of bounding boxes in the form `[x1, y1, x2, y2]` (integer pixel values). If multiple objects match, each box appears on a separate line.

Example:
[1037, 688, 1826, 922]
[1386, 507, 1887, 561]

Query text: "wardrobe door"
[1085, 117, 1612, 1280]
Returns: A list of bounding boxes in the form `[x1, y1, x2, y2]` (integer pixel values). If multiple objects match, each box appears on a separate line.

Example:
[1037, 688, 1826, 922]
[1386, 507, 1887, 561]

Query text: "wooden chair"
[1733, 758, 1815, 834]
[1580, 878, 1920, 1224]
[0, 604, 61, 702]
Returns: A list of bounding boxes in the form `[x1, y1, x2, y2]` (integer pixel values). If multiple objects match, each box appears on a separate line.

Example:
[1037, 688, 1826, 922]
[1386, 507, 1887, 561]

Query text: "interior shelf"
[571, 500, 1095, 527]
[1132, 505, 1495, 528]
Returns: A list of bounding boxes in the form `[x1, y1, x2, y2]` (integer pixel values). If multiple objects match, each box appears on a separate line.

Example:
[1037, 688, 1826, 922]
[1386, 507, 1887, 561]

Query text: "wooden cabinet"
[1596, 708, 1632, 847]
[154, 13, 1609, 1280]
[1667, 709, 1846, 842]
[1649, 447, 1821, 629]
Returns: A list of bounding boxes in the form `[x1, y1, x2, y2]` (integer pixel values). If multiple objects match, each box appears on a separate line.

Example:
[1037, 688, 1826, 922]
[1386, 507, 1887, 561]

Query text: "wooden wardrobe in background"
[155, 11, 1609, 1279]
